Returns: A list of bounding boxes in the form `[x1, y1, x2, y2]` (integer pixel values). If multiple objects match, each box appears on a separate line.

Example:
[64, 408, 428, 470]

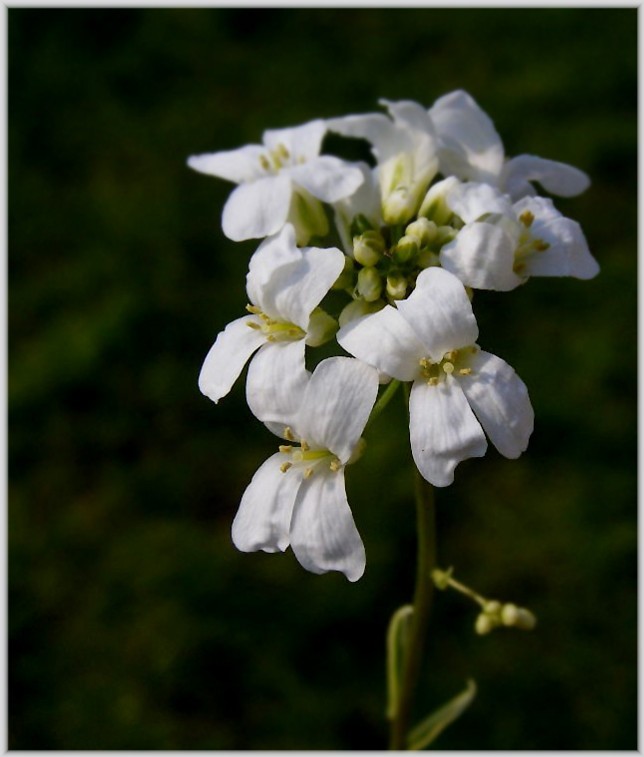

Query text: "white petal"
[326, 112, 395, 158]
[333, 163, 382, 253]
[298, 357, 379, 463]
[446, 181, 514, 223]
[198, 315, 266, 403]
[458, 350, 534, 459]
[501, 154, 590, 200]
[232, 453, 302, 553]
[381, 98, 436, 136]
[514, 197, 599, 280]
[263, 119, 326, 162]
[246, 340, 309, 426]
[528, 218, 599, 279]
[246, 224, 301, 308]
[429, 90, 505, 184]
[396, 268, 479, 362]
[187, 144, 266, 184]
[288, 155, 364, 203]
[290, 468, 366, 582]
[337, 305, 426, 382]
[440, 222, 523, 291]
[409, 377, 487, 487]
[264, 246, 346, 331]
[222, 175, 292, 241]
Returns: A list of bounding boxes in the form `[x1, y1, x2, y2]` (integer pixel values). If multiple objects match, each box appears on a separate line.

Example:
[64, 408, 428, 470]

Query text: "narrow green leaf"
[407, 679, 477, 750]
[385, 604, 414, 720]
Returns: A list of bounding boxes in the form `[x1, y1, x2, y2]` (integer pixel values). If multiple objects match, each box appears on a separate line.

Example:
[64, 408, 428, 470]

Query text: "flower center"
[419, 346, 478, 386]
[513, 210, 550, 274]
[277, 427, 341, 478]
[246, 305, 306, 343]
[258, 143, 305, 174]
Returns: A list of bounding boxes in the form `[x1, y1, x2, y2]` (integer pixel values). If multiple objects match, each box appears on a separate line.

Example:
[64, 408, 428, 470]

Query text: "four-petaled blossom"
[328, 100, 439, 225]
[338, 267, 534, 487]
[438, 181, 600, 290]
[231, 357, 379, 582]
[198, 224, 345, 424]
[188, 119, 364, 243]
[428, 89, 591, 200]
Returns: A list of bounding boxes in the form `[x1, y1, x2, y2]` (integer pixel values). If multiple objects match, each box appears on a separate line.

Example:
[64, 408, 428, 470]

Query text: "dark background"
[9, 7, 637, 750]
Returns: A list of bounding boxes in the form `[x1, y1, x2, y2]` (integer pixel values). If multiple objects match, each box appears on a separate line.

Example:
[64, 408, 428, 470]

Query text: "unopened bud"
[431, 568, 453, 591]
[417, 248, 440, 269]
[353, 230, 385, 266]
[418, 177, 459, 225]
[332, 255, 355, 290]
[393, 235, 419, 264]
[386, 273, 408, 300]
[475, 613, 497, 635]
[350, 213, 375, 236]
[357, 266, 383, 302]
[338, 298, 385, 328]
[484, 600, 502, 617]
[305, 308, 338, 347]
[383, 186, 416, 226]
[405, 217, 438, 247]
[435, 225, 458, 247]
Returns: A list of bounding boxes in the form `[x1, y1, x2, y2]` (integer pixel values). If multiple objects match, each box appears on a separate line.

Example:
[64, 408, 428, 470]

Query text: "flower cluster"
[191, 90, 599, 581]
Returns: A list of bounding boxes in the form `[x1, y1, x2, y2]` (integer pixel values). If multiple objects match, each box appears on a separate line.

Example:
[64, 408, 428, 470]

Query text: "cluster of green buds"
[335, 212, 462, 313]
[432, 567, 537, 636]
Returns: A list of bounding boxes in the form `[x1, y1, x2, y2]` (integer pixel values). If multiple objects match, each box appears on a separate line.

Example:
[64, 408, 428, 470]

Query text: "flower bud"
[405, 217, 438, 247]
[475, 613, 497, 635]
[289, 189, 329, 244]
[418, 176, 460, 225]
[353, 230, 385, 266]
[386, 273, 408, 300]
[383, 186, 416, 226]
[350, 213, 375, 237]
[332, 255, 355, 290]
[484, 600, 502, 617]
[338, 298, 385, 328]
[417, 249, 440, 269]
[435, 225, 458, 247]
[431, 567, 453, 591]
[305, 308, 338, 347]
[393, 235, 419, 264]
[357, 266, 383, 302]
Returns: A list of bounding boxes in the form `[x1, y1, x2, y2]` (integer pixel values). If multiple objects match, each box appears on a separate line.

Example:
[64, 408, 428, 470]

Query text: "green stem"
[389, 385, 437, 750]
[365, 380, 401, 432]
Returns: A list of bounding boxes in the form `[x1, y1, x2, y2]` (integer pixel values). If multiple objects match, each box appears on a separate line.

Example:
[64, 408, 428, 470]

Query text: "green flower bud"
[417, 249, 440, 269]
[386, 273, 408, 300]
[357, 266, 383, 302]
[418, 176, 460, 225]
[353, 230, 385, 266]
[431, 567, 453, 591]
[405, 217, 438, 247]
[484, 600, 502, 618]
[383, 186, 416, 226]
[289, 189, 329, 244]
[393, 235, 419, 264]
[332, 255, 355, 290]
[350, 213, 375, 237]
[435, 225, 458, 247]
[475, 613, 497, 636]
[338, 297, 385, 328]
[305, 307, 338, 347]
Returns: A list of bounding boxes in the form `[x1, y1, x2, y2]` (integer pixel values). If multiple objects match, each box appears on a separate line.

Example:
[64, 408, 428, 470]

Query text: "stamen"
[259, 155, 271, 171]
[279, 445, 293, 454]
[246, 321, 260, 329]
[246, 304, 262, 314]
[329, 459, 341, 472]
[534, 239, 550, 251]
[459, 368, 472, 376]
[428, 377, 439, 386]
[280, 462, 292, 473]
[301, 440, 310, 452]
[519, 210, 535, 227]
[304, 467, 314, 479]
[283, 427, 295, 441]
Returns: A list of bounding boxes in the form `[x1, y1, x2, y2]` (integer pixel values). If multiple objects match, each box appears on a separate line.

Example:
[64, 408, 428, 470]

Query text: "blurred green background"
[9, 7, 636, 750]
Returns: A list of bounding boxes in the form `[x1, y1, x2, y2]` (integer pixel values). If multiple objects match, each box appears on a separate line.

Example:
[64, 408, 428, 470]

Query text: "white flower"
[188, 119, 364, 242]
[231, 356, 379, 581]
[198, 224, 345, 424]
[328, 99, 439, 225]
[429, 89, 590, 200]
[439, 181, 600, 290]
[337, 267, 534, 487]
[332, 162, 383, 255]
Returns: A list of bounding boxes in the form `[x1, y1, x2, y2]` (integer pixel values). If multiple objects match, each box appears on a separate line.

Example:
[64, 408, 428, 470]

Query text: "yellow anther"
[534, 239, 550, 252]
[304, 467, 314, 479]
[459, 368, 472, 376]
[443, 362, 454, 374]
[519, 210, 535, 228]
[444, 350, 457, 362]
[419, 357, 432, 369]
[246, 304, 262, 314]
[280, 462, 293, 473]
[279, 445, 293, 454]
[259, 155, 271, 171]
[301, 440, 310, 452]
[246, 321, 261, 329]
[276, 143, 290, 160]
[283, 427, 295, 441]
[329, 459, 341, 472]
[266, 335, 277, 342]
[428, 377, 439, 386]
